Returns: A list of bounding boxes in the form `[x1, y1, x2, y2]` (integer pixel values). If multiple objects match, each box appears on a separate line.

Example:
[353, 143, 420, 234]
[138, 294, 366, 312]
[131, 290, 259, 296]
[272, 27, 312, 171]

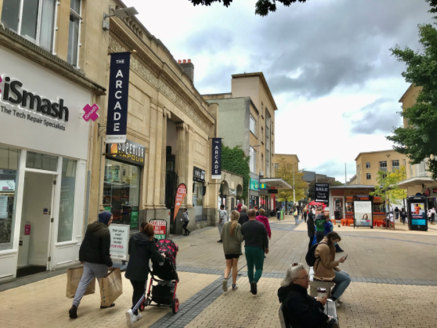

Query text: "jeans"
[245, 246, 265, 283]
[331, 270, 351, 299]
[130, 279, 146, 315]
[73, 262, 108, 307]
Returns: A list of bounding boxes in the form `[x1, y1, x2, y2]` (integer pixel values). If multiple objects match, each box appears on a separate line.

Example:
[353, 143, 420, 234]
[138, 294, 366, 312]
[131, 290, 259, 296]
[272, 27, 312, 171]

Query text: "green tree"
[387, 0, 437, 179]
[274, 160, 308, 207]
[189, 0, 307, 16]
[370, 167, 407, 211]
[221, 145, 250, 201]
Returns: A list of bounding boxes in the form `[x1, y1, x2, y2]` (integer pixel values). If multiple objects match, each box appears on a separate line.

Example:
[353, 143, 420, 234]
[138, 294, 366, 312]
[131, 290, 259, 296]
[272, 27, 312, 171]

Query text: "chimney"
[178, 58, 194, 82]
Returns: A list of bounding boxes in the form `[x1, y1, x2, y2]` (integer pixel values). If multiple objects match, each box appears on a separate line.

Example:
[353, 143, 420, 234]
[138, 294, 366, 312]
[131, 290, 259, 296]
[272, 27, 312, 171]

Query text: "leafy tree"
[189, 0, 307, 16]
[274, 159, 308, 207]
[387, 0, 437, 179]
[221, 145, 250, 201]
[370, 167, 407, 211]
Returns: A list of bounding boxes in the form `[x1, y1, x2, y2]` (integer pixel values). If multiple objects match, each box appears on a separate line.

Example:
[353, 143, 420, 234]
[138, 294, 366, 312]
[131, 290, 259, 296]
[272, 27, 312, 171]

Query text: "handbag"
[66, 266, 96, 298]
[98, 268, 123, 307]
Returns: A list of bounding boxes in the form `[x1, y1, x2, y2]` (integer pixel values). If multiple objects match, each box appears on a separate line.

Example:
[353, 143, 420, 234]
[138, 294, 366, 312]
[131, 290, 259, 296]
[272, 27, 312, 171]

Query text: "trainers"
[250, 282, 257, 295]
[222, 279, 228, 292]
[69, 305, 78, 319]
[126, 309, 141, 326]
[335, 299, 342, 307]
[232, 284, 238, 290]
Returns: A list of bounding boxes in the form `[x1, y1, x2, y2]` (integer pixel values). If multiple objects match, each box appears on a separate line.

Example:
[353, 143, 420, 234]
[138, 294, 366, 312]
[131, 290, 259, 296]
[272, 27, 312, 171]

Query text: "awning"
[260, 178, 292, 190]
[398, 176, 435, 188]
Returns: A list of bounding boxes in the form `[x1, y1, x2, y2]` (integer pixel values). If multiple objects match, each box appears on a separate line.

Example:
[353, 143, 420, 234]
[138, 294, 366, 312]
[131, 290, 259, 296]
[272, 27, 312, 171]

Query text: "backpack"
[305, 241, 326, 266]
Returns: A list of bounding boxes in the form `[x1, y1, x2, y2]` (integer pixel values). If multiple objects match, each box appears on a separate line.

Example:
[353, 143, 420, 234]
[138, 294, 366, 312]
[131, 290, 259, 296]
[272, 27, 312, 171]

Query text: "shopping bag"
[98, 268, 123, 307]
[66, 266, 96, 298]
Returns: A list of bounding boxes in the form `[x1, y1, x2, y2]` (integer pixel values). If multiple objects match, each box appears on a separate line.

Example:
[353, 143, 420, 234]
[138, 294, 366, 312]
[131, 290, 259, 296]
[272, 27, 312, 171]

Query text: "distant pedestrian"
[218, 204, 228, 243]
[307, 206, 316, 250]
[293, 208, 299, 225]
[125, 222, 164, 325]
[180, 208, 190, 236]
[315, 207, 328, 243]
[394, 207, 400, 220]
[237, 202, 242, 212]
[256, 208, 272, 239]
[386, 212, 394, 229]
[276, 207, 281, 220]
[69, 211, 113, 319]
[303, 205, 308, 222]
[400, 208, 407, 225]
[221, 210, 244, 291]
[238, 205, 249, 225]
[241, 209, 269, 295]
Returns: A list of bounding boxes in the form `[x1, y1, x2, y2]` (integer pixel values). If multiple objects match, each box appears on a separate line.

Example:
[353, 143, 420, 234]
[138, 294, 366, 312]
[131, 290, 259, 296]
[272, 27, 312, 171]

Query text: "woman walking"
[125, 222, 164, 325]
[221, 210, 244, 291]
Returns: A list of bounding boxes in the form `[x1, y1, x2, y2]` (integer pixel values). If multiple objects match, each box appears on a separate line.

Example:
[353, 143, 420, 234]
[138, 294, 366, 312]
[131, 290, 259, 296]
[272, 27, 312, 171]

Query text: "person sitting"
[277, 263, 338, 328]
[314, 231, 350, 306]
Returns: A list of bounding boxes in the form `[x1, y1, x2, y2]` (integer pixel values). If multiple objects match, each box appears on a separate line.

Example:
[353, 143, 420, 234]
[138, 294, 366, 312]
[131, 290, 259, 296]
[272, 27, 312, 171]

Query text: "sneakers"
[222, 279, 228, 292]
[335, 299, 343, 307]
[250, 282, 257, 295]
[126, 309, 142, 326]
[69, 305, 78, 319]
[232, 284, 238, 290]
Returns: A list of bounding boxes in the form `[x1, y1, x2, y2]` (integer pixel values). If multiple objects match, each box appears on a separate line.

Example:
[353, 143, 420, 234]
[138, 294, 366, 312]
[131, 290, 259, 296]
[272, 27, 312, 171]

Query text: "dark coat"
[238, 212, 249, 225]
[125, 233, 163, 281]
[278, 283, 329, 328]
[79, 222, 112, 267]
[307, 213, 315, 238]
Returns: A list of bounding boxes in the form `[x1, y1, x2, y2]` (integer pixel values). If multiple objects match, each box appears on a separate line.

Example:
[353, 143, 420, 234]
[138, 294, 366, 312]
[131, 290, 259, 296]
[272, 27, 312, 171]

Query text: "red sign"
[24, 224, 31, 235]
[150, 219, 167, 240]
[173, 183, 187, 222]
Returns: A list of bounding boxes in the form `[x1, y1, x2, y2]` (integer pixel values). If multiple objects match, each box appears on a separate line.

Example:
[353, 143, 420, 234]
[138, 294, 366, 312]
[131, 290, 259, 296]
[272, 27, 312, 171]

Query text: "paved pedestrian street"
[1, 215, 437, 328]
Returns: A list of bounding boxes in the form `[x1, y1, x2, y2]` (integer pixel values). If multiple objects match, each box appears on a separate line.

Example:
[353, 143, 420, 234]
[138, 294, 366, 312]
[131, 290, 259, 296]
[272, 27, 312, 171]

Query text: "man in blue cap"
[69, 211, 114, 319]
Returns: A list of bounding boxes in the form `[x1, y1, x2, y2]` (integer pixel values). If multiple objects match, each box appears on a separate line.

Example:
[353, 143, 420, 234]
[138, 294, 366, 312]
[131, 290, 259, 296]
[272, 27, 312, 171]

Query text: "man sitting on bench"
[278, 263, 338, 328]
[314, 231, 350, 307]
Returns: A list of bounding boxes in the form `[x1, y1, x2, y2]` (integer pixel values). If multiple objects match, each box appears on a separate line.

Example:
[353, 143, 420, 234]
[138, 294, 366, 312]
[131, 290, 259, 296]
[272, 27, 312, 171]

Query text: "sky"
[122, 0, 434, 183]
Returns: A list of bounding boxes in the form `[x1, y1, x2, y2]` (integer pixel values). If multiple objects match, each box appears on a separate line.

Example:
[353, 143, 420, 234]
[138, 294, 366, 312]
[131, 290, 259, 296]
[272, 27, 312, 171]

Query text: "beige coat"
[313, 237, 339, 281]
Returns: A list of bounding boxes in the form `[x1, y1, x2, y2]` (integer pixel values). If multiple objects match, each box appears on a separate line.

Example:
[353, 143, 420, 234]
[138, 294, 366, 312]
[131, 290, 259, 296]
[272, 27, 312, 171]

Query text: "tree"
[274, 159, 308, 208]
[370, 167, 407, 211]
[221, 145, 250, 201]
[189, 0, 307, 16]
[387, 0, 437, 179]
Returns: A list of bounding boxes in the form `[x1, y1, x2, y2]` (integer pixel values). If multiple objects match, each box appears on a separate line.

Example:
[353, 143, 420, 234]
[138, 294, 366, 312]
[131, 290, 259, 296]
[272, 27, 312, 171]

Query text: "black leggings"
[182, 221, 189, 234]
[130, 279, 146, 315]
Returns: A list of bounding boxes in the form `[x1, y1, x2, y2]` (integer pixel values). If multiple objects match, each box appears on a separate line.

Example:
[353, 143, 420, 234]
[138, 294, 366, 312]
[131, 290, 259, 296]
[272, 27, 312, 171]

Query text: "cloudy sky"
[123, 0, 434, 183]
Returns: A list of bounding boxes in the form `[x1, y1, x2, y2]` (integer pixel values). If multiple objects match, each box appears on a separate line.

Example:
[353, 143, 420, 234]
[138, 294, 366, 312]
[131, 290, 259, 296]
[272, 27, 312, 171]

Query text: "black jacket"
[125, 233, 163, 281]
[277, 283, 329, 328]
[307, 214, 315, 238]
[241, 220, 268, 250]
[79, 222, 112, 267]
[238, 212, 249, 225]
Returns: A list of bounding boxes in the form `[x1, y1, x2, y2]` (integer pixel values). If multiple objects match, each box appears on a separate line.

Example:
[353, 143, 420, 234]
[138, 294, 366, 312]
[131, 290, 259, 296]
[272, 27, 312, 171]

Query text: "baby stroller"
[139, 239, 180, 314]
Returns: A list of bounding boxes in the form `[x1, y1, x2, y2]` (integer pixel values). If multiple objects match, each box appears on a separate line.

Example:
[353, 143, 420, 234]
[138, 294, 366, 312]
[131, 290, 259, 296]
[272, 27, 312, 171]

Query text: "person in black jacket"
[238, 206, 249, 225]
[69, 211, 113, 319]
[277, 263, 338, 328]
[307, 206, 316, 250]
[125, 222, 164, 325]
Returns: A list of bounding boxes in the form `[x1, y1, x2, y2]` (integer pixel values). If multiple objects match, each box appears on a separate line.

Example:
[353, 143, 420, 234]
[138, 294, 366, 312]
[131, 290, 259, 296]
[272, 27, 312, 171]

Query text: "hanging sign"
[106, 52, 130, 144]
[211, 138, 222, 179]
[315, 183, 329, 203]
[173, 183, 187, 222]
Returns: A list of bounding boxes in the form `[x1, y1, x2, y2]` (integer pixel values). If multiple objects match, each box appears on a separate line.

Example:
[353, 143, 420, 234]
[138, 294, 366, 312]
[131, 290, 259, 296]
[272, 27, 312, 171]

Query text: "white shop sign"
[109, 224, 130, 261]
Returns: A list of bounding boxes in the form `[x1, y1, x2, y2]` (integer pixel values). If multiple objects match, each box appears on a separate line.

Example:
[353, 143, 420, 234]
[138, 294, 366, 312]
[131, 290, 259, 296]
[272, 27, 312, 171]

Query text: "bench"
[309, 267, 335, 297]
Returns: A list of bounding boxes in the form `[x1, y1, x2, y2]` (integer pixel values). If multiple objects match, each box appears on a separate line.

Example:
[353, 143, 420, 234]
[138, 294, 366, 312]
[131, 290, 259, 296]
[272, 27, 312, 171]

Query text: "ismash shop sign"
[0, 75, 69, 130]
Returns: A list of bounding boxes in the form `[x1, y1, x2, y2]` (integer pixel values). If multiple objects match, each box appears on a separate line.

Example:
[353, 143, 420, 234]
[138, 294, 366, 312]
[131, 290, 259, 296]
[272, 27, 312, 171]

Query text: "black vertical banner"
[106, 52, 130, 143]
[211, 138, 222, 179]
[315, 183, 329, 204]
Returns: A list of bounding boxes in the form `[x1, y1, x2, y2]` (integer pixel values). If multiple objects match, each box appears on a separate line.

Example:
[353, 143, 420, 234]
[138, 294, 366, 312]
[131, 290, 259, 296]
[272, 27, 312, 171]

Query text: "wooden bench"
[309, 267, 335, 297]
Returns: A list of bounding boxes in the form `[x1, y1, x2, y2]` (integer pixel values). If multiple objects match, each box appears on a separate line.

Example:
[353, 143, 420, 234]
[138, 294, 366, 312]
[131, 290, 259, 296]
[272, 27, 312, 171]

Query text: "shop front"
[249, 177, 259, 208]
[0, 46, 97, 281]
[104, 140, 145, 230]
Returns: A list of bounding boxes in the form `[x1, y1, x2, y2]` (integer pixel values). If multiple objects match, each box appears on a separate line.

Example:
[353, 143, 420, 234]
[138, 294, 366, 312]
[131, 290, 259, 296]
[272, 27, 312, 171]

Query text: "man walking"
[69, 211, 114, 319]
[241, 209, 269, 295]
[218, 204, 228, 242]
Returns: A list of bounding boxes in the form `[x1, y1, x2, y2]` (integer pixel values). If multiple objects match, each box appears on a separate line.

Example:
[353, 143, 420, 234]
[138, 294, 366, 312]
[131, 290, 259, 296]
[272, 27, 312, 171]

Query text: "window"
[26, 151, 58, 171]
[68, 0, 82, 67]
[249, 147, 256, 173]
[1, 0, 56, 52]
[0, 147, 20, 250]
[366, 173, 371, 180]
[392, 160, 399, 171]
[249, 115, 256, 135]
[57, 158, 76, 242]
[379, 161, 387, 171]
[365, 162, 370, 169]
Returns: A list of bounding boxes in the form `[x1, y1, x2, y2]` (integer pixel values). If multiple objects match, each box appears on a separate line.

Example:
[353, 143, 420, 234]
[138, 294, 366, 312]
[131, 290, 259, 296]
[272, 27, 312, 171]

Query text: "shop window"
[26, 151, 58, 171]
[0, 147, 20, 250]
[1, 0, 56, 52]
[103, 159, 140, 229]
[57, 158, 76, 242]
[68, 0, 82, 67]
[366, 173, 371, 180]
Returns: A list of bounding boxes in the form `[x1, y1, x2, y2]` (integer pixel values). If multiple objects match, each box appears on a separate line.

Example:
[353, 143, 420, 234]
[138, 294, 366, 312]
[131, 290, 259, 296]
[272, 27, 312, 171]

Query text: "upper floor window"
[366, 173, 371, 180]
[249, 115, 256, 135]
[365, 162, 370, 169]
[68, 0, 82, 67]
[379, 161, 387, 171]
[249, 146, 256, 173]
[392, 160, 399, 170]
[1, 0, 56, 52]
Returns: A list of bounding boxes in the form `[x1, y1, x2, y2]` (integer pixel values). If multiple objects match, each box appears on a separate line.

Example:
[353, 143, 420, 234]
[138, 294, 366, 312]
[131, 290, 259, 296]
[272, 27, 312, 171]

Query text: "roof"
[398, 176, 435, 188]
[354, 149, 397, 161]
[260, 178, 292, 190]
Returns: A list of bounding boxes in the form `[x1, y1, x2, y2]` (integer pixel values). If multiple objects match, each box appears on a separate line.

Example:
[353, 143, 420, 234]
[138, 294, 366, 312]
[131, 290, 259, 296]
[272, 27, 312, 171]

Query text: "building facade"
[204, 72, 277, 210]
[0, 0, 107, 281]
